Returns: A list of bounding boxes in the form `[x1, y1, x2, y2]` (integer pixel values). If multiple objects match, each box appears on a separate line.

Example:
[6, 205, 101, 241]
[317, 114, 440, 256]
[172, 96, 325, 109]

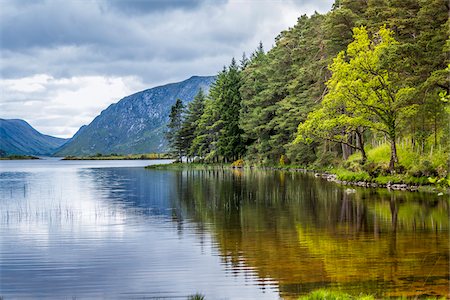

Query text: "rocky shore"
[312, 172, 420, 192]
[235, 166, 425, 192]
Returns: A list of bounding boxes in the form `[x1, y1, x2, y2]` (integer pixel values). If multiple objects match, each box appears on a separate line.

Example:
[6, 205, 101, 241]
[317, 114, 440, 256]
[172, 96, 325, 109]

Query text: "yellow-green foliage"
[334, 168, 371, 182]
[231, 159, 244, 167]
[279, 155, 289, 166]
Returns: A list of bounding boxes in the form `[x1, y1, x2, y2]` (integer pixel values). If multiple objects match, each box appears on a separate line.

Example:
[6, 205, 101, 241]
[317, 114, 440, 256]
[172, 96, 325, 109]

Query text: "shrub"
[279, 154, 289, 166]
[231, 159, 244, 168]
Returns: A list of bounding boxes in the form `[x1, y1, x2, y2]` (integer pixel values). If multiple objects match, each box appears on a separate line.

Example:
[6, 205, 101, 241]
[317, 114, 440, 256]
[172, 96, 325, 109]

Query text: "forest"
[166, 0, 449, 186]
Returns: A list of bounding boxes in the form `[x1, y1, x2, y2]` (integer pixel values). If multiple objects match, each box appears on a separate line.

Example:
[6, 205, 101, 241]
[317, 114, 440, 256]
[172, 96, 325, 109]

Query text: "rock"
[345, 188, 356, 194]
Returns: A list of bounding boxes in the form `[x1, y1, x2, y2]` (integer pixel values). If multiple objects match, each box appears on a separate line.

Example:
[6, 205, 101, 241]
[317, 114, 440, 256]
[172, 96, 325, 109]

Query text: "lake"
[0, 159, 448, 299]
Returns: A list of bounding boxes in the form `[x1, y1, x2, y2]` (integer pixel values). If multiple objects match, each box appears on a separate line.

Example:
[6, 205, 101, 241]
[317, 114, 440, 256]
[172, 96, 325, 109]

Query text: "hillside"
[54, 75, 215, 156]
[0, 119, 68, 156]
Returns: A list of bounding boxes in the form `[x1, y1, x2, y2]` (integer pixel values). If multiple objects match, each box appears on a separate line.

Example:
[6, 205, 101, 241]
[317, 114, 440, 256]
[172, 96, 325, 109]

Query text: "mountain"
[54, 75, 216, 156]
[0, 119, 68, 156]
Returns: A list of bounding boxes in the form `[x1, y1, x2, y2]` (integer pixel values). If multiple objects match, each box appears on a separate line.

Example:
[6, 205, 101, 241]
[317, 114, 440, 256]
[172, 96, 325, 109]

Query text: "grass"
[298, 290, 374, 300]
[298, 289, 447, 300]
[333, 168, 371, 182]
[344, 143, 449, 188]
[348, 143, 448, 172]
[187, 294, 205, 300]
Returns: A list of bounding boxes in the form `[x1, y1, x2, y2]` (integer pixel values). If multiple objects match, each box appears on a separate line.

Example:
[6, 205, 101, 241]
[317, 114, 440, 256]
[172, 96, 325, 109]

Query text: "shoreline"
[0, 155, 39, 160]
[63, 155, 170, 161]
[62, 157, 167, 161]
[145, 162, 449, 194]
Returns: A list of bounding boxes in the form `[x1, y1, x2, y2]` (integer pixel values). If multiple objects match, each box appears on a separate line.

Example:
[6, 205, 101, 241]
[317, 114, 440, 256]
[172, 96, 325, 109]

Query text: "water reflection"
[0, 162, 278, 299]
[0, 162, 448, 299]
[170, 169, 449, 298]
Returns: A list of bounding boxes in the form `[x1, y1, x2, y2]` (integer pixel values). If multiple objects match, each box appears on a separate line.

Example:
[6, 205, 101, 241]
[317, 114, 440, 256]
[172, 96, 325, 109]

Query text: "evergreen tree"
[179, 89, 206, 161]
[166, 99, 185, 161]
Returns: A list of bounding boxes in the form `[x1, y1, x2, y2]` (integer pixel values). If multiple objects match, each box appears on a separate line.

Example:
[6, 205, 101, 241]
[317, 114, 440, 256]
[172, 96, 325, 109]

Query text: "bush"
[279, 155, 290, 166]
[313, 150, 339, 168]
[362, 161, 384, 177]
[231, 159, 244, 168]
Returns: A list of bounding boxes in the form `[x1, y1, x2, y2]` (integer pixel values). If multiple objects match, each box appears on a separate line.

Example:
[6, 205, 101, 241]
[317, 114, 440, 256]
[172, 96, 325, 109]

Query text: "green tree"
[216, 58, 245, 161]
[322, 26, 416, 171]
[191, 71, 227, 162]
[166, 98, 185, 161]
[295, 101, 368, 163]
[239, 43, 270, 162]
[179, 89, 206, 161]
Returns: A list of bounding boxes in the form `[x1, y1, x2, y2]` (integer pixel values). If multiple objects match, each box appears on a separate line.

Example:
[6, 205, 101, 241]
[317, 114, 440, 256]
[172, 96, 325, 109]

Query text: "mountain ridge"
[0, 119, 68, 156]
[55, 75, 216, 156]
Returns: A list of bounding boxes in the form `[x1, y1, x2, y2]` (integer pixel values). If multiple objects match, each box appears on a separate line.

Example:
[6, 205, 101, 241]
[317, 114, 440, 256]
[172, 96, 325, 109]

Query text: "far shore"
[0, 155, 40, 160]
[62, 153, 171, 160]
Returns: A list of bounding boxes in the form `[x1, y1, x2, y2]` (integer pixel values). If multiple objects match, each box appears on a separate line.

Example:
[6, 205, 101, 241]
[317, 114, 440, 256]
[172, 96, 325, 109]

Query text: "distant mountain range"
[0, 119, 68, 156]
[1, 76, 215, 157]
[54, 75, 216, 156]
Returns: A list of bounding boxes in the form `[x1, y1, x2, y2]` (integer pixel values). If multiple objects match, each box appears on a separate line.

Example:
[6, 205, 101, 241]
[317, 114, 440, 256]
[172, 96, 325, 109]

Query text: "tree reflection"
[171, 169, 449, 298]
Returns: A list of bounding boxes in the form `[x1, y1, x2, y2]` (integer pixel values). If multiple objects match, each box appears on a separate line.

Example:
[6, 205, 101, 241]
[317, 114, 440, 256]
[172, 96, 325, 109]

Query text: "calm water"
[0, 159, 448, 299]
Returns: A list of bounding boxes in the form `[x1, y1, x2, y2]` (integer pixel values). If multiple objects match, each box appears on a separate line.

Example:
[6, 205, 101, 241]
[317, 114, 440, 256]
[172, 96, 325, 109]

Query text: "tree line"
[167, 0, 449, 174]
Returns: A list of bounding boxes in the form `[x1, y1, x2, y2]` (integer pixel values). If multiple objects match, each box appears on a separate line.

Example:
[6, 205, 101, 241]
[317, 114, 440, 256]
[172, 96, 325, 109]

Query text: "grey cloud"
[103, 0, 209, 15]
[0, 0, 334, 137]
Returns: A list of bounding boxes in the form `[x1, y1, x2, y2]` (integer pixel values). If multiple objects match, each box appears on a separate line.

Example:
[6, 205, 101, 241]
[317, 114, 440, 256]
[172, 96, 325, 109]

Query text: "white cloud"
[0, 74, 146, 138]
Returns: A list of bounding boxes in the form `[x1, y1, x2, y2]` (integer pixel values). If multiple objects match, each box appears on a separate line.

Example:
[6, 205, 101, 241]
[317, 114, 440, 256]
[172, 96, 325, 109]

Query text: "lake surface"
[0, 159, 448, 299]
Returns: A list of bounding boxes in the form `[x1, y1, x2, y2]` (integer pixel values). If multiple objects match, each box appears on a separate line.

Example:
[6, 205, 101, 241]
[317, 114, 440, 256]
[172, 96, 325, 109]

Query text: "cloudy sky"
[0, 0, 333, 138]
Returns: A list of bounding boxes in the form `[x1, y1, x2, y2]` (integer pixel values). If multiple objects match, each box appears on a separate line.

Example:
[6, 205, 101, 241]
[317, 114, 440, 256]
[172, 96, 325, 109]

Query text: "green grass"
[333, 168, 371, 182]
[298, 289, 374, 300]
[348, 143, 448, 171]
[298, 289, 446, 300]
[345, 143, 449, 188]
[187, 293, 205, 300]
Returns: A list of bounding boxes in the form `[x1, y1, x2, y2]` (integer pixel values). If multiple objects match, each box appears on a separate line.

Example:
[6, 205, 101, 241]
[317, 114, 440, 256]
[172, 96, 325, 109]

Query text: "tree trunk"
[389, 137, 398, 172]
[341, 142, 350, 160]
[356, 128, 367, 164]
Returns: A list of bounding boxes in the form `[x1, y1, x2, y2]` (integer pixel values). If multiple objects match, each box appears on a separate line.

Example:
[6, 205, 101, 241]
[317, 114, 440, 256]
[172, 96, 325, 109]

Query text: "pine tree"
[166, 99, 185, 161]
[179, 89, 206, 161]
